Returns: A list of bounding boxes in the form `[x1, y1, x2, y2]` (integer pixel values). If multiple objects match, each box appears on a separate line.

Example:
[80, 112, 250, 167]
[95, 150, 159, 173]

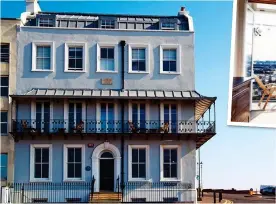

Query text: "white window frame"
[128, 145, 150, 181]
[96, 101, 118, 132]
[32, 42, 55, 72]
[160, 145, 181, 182]
[30, 144, 52, 182]
[63, 144, 85, 181]
[128, 101, 150, 129]
[31, 100, 53, 131]
[96, 43, 118, 73]
[64, 42, 87, 73]
[128, 43, 150, 74]
[160, 102, 181, 133]
[159, 45, 181, 74]
[64, 101, 86, 132]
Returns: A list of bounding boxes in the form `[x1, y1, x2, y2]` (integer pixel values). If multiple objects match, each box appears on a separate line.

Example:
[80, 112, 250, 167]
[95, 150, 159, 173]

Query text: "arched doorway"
[91, 142, 121, 192]
[99, 152, 114, 191]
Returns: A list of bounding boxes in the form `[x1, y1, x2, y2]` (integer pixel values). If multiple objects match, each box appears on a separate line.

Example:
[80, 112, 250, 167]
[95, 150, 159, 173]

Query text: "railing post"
[117, 176, 120, 200]
[219, 191, 222, 202]
[121, 182, 125, 202]
[21, 184, 24, 203]
[91, 176, 95, 201]
[213, 191, 216, 203]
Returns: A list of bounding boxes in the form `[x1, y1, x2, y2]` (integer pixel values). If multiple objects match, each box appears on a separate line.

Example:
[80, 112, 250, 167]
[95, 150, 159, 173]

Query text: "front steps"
[90, 192, 122, 203]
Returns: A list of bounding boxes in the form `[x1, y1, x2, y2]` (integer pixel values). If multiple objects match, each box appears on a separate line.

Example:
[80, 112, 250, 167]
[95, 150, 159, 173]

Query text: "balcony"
[12, 119, 215, 134]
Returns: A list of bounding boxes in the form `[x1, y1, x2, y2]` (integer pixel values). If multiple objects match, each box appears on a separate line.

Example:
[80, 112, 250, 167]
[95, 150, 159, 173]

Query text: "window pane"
[138, 61, 146, 71]
[1, 167, 7, 180]
[139, 164, 146, 178]
[163, 61, 170, 72]
[43, 59, 51, 70]
[163, 164, 170, 178]
[41, 164, 49, 178]
[107, 59, 114, 71]
[132, 149, 138, 163]
[68, 148, 74, 162]
[107, 48, 114, 59]
[164, 149, 170, 163]
[1, 44, 9, 63]
[1, 112, 8, 122]
[0, 154, 7, 180]
[132, 164, 138, 178]
[0, 154, 7, 166]
[42, 148, 49, 163]
[132, 49, 139, 60]
[75, 48, 82, 58]
[69, 48, 75, 58]
[35, 164, 41, 178]
[139, 149, 146, 163]
[35, 148, 41, 163]
[1, 87, 8, 97]
[101, 48, 108, 59]
[171, 164, 177, 178]
[67, 163, 74, 178]
[171, 149, 177, 163]
[1, 123, 7, 134]
[76, 59, 83, 68]
[74, 148, 82, 162]
[132, 61, 139, 71]
[169, 61, 177, 72]
[69, 59, 76, 68]
[36, 47, 44, 57]
[0, 77, 8, 86]
[75, 163, 82, 178]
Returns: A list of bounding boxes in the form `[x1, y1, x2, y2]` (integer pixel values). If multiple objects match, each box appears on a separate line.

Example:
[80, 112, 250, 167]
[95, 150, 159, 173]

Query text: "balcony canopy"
[10, 88, 216, 121]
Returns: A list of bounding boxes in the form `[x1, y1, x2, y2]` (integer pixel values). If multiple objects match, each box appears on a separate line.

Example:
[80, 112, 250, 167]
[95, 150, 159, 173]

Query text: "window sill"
[63, 179, 85, 182]
[31, 69, 54, 72]
[160, 178, 181, 182]
[160, 71, 180, 75]
[96, 70, 118, 73]
[0, 134, 8, 136]
[128, 179, 152, 182]
[128, 71, 149, 74]
[30, 179, 52, 182]
[64, 70, 86, 73]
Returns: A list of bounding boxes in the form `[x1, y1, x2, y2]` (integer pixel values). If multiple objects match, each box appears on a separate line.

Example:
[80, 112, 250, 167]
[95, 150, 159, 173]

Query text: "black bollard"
[219, 192, 222, 202]
[213, 191, 216, 203]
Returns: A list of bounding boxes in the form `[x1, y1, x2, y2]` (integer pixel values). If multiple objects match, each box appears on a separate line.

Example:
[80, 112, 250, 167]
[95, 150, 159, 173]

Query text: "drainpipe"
[119, 40, 126, 187]
[120, 40, 126, 91]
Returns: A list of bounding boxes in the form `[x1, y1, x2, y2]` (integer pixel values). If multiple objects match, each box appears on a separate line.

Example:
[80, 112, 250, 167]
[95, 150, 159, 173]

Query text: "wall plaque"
[101, 78, 112, 85]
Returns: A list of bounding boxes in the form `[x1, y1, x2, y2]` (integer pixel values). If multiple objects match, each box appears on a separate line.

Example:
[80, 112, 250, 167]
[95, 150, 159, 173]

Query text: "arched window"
[100, 152, 113, 158]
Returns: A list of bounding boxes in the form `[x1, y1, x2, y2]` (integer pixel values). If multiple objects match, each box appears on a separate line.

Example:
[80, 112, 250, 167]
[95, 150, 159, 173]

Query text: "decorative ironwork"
[12, 120, 215, 134]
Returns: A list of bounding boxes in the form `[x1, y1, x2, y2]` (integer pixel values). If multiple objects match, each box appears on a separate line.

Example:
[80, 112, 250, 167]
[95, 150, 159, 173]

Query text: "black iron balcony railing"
[12, 119, 215, 134]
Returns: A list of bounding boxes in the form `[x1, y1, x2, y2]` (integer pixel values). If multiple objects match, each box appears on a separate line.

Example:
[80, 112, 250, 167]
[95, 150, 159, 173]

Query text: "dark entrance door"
[100, 153, 114, 191]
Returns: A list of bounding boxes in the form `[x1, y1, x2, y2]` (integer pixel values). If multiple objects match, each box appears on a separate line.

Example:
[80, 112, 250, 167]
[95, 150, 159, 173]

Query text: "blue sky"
[1, 1, 276, 190]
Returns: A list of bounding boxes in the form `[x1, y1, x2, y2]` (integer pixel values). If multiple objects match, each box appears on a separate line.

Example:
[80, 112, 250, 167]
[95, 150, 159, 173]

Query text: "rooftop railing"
[12, 119, 215, 134]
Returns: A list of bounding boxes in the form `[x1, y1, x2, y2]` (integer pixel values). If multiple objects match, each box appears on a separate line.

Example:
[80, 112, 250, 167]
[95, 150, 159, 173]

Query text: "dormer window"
[39, 18, 55, 27]
[161, 22, 175, 30]
[101, 20, 115, 29]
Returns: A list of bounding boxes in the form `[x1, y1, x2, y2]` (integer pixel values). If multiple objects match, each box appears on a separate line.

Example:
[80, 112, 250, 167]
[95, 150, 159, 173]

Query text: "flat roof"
[39, 11, 184, 19]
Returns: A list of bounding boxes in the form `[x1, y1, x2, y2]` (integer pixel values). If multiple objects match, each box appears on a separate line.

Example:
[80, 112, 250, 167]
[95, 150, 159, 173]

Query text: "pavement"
[201, 193, 275, 203]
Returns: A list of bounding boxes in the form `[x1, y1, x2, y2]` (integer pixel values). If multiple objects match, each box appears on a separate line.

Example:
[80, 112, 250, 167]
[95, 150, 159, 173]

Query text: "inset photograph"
[229, 0, 276, 127]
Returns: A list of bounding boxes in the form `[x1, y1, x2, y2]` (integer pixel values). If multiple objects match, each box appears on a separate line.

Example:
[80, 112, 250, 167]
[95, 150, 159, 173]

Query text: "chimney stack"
[26, 0, 41, 14]
[178, 6, 189, 16]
